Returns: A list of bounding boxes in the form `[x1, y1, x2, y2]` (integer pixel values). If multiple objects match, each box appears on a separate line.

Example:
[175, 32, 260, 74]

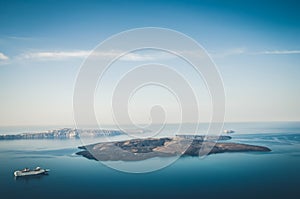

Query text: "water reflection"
[14, 173, 49, 182]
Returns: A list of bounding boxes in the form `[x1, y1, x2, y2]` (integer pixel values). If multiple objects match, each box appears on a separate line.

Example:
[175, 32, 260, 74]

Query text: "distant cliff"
[0, 128, 125, 140]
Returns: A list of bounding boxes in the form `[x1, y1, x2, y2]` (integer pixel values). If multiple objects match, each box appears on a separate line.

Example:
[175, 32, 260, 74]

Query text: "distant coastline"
[0, 128, 125, 140]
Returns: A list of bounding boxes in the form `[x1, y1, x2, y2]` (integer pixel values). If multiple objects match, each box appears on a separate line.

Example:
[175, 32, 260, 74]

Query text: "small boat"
[223, 129, 235, 134]
[14, 167, 49, 177]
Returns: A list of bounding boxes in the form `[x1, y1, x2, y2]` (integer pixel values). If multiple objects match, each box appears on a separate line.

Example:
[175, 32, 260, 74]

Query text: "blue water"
[0, 122, 300, 199]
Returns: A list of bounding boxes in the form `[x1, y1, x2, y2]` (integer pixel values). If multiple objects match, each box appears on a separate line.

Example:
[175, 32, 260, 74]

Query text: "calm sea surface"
[0, 122, 299, 199]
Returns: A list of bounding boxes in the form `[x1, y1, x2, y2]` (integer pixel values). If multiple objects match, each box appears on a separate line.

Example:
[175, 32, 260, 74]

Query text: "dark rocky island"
[76, 135, 271, 161]
[0, 128, 125, 140]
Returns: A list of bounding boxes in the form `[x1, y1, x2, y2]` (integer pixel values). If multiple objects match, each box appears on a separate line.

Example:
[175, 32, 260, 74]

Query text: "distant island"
[76, 135, 271, 161]
[0, 128, 125, 140]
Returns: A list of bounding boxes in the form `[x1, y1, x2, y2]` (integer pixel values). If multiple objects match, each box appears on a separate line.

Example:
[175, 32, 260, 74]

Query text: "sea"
[0, 122, 299, 199]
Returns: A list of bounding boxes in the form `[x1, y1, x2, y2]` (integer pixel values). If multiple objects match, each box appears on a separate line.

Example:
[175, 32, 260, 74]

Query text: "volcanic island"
[76, 135, 271, 161]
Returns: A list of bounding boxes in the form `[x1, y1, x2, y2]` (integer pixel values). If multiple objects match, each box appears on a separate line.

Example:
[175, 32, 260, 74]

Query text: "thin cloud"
[0, 52, 9, 60]
[7, 36, 37, 41]
[258, 50, 300, 55]
[121, 51, 173, 61]
[22, 50, 90, 60]
[12, 48, 300, 63]
[20, 50, 173, 61]
[211, 48, 300, 58]
[210, 48, 246, 58]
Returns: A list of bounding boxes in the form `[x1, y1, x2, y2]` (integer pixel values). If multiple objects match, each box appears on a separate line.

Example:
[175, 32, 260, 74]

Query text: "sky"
[0, 0, 299, 126]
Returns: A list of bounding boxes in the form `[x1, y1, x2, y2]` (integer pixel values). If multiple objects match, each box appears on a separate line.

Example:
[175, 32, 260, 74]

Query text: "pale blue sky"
[0, 0, 299, 125]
